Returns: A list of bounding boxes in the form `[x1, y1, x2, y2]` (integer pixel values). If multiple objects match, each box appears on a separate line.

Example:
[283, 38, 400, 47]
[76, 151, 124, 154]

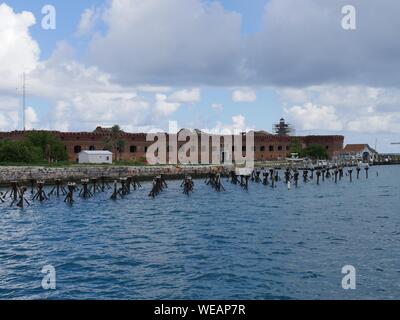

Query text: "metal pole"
[23, 72, 26, 131]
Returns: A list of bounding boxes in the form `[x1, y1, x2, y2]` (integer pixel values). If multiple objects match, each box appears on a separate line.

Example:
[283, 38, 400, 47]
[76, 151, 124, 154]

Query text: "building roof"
[79, 150, 113, 155]
[343, 144, 376, 153]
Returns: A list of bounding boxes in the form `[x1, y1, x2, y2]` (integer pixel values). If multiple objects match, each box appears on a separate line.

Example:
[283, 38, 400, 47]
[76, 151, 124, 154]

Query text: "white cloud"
[0, 110, 19, 131]
[0, 3, 40, 91]
[76, 7, 101, 36]
[88, 0, 243, 85]
[287, 103, 343, 131]
[279, 85, 400, 134]
[81, 0, 400, 88]
[154, 94, 180, 117]
[0, 96, 20, 131]
[203, 114, 250, 135]
[25, 106, 38, 130]
[232, 88, 257, 102]
[168, 88, 201, 103]
[347, 114, 400, 133]
[0, 4, 193, 132]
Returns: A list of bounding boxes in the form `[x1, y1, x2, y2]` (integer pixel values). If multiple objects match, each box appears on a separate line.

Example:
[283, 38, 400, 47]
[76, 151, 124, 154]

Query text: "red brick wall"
[0, 130, 344, 162]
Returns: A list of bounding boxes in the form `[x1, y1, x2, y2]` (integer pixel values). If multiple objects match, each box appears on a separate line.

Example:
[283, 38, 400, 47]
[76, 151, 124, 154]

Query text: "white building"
[336, 144, 378, 163]
[78, 150, 113, 164]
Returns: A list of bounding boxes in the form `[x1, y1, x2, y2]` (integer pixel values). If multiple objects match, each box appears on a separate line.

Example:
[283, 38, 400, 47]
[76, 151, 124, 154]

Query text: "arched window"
[74, 145, 82, 154]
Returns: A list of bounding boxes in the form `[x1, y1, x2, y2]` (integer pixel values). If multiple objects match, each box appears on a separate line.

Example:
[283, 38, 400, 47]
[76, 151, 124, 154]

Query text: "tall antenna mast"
[22, 72, 26, 131]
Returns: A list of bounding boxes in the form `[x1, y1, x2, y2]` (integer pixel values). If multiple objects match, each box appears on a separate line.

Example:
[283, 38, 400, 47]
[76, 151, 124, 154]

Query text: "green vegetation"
[0, 140, 42, 163]
[303, 144, 329, 159]
[103, 125, 126, 161]
[288, 138, 303, 155]
[0, 131, 68, 165]
[26, 131, 68, 163]
[288, 138, 329, 159]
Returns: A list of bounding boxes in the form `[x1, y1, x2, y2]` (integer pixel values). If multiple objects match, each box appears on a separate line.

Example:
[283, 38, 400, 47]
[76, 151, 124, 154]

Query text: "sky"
[0, 0, 400, 152]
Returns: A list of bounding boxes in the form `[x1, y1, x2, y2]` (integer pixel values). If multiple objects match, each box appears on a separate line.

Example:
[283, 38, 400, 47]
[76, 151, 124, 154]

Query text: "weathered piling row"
[0, 182, 30, 207]
[251, 170, 262, 183]
[32, 180, 49, 202]
[79, 179, 93, 198]
[64, 182, 77, 204]
[0, 163, 378, 208]
[181, 176, 194, 195]
[48, 179, 67, 197]
[148, 175, 168, 198]
[90, 178, 102, 194]
[205, 173, 225, 192]
[293, 170, 299, 187]
[228, 171, 240, 185]
[0, 173, 143, 206]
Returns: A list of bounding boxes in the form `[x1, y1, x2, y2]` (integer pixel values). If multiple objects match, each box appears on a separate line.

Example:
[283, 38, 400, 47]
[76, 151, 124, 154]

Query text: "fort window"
[144, 146, 148, 153]
[278, 146, 283, 151]
[242, 146, 246, 152]
[269, 145, 274, 152]
[260, 146, 265, 152]
[130, 146, 137, 153]
[74, 145, 82, 154]
[326, 146, 329, 150]
[89, 145, 95, 151]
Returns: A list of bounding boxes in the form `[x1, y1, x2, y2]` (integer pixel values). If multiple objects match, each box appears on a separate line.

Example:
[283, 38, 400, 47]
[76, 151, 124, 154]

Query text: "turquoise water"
[0, 165, 399, 300]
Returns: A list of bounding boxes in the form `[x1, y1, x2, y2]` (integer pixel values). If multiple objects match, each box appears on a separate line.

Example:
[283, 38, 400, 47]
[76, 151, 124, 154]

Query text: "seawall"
[0, 165, 234, 186]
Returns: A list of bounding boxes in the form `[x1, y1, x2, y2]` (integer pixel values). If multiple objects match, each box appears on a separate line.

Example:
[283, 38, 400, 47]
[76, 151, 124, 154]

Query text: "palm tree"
[108, 125, 124, 161]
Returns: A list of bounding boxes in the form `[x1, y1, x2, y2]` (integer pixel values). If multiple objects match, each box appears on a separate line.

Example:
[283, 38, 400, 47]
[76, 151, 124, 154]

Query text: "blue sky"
[1, 0, 400, 152]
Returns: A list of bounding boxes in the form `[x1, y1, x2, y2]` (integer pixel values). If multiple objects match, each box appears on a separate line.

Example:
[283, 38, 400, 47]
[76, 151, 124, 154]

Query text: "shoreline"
[0, 163, 398, 187]
[0, 165, 234, 187]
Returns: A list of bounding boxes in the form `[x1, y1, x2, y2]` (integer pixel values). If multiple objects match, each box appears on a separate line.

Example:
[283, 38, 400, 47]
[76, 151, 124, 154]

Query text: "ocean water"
[0, 165, 399, 300]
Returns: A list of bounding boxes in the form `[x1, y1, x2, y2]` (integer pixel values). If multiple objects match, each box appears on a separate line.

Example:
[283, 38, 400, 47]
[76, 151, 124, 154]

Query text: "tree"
[303, 144, 329, 159]
[26, 131, 68, 163]
[287, 139, 329, 159]
[288, 138, 304, 156]
[103, 125, 125, 161]
[0, 140, 42, 163]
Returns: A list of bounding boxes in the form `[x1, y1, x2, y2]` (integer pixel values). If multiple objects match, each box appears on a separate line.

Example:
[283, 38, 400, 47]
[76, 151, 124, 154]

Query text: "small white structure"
[336, 144, 378, 163]
[78, 150, 113, 164]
